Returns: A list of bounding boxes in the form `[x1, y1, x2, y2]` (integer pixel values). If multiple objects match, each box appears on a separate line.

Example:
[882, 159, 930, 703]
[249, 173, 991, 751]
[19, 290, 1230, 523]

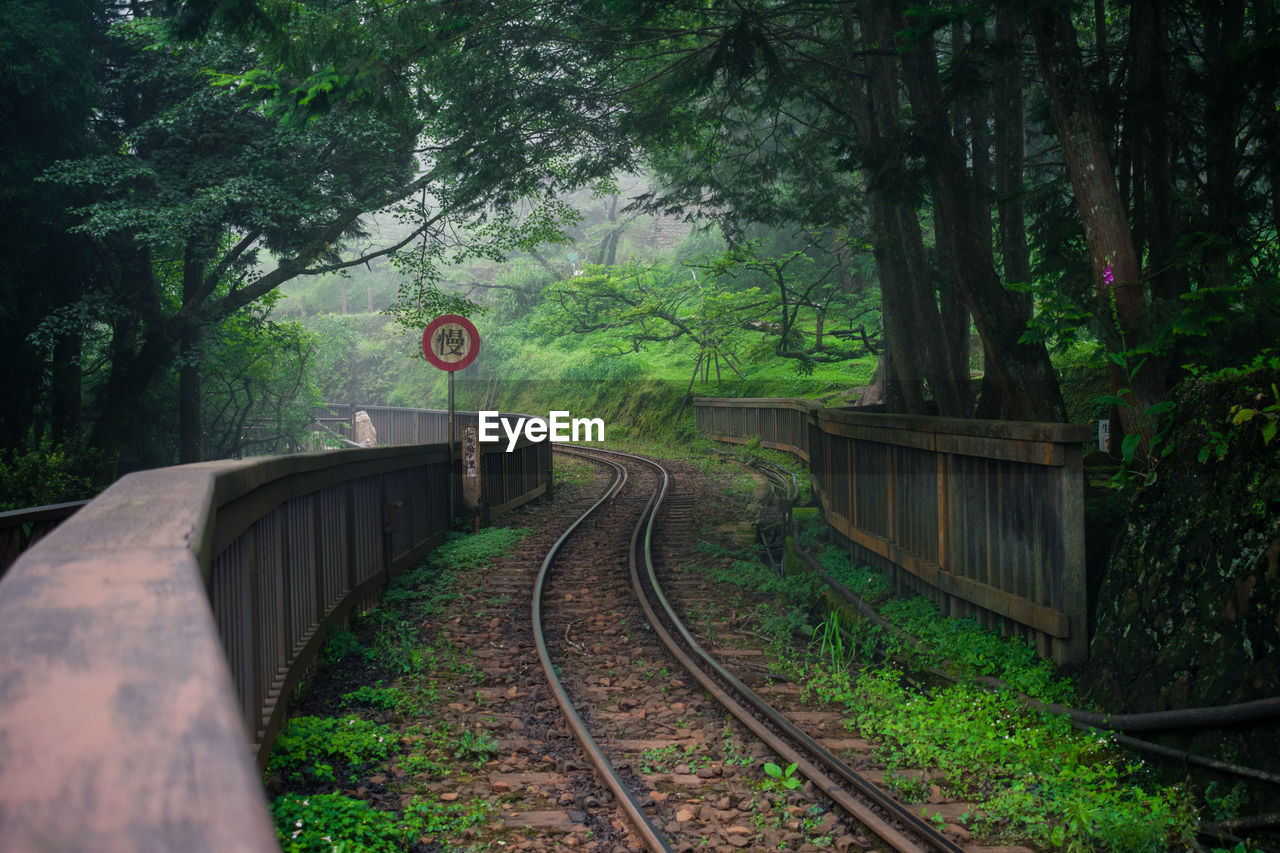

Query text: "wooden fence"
[0, 499, 89, 577]
[694, 397, 820, 461]
[0, 427, 550, 851]
[315, 403, 528, 449]
[695, 397, 1091, 665]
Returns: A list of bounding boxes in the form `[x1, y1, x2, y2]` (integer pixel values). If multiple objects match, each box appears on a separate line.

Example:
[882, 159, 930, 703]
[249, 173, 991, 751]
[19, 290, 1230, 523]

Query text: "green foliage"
[272, 793, 408, 853]
[271, 790, 491, 852]
[425, 527, 529, 573]
[811, 667, 1198, 851]
[810, 609, 855, 671]
[1098, 345, 1177, 489]
[320, 628, 361, 667]
[400, 795, 493, 839]
[199, 298, 322, 458]
[449, 728, 499, 764]
[761, 761, 803, 792]
[1191, 353, 1280, 463]
[339, 685, 400, 712]
[0, 439, 110, 511]
[818, 549, 890, 604]
[801, 519, 1073, 704]
[266, 715, 396, 785]
[638, 742, 711, 774]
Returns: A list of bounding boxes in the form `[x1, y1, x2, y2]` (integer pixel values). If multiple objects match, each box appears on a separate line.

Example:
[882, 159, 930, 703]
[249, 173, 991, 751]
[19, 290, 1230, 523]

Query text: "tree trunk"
[994, 1, 1033, 306]
[1031, 3, 1163, 436]
[898, 3, 1065, 422]
[597, 194, 622, 266]
[856, 0, 964, 417]
[50, 269, 84, 444]
[934, 207, 972, 412]
[1125, 0, 1182, 303]
[1201, 0, 1246, 291]
[178, 248, 202, 464]
[51, 324, 82, 445]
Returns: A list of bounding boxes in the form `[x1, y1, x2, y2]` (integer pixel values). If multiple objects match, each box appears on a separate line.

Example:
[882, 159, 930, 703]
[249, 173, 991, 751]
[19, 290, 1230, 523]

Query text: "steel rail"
[532, 449, 672, 853]
[590, 446, 963, 853]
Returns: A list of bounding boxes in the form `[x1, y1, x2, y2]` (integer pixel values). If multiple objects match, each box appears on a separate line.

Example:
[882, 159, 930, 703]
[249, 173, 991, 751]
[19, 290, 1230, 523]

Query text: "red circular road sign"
[421, 314, 480, 371]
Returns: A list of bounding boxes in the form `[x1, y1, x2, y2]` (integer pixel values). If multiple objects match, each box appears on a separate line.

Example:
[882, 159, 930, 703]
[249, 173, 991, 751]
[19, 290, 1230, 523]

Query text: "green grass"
[801, 517, 1073, 704]
[266, 524, 527, 850]
[800, 665, 1197, 851]
[272, 792, 493, 853]
[266, 715, 396, 785]
[684, 515, 1197, 851]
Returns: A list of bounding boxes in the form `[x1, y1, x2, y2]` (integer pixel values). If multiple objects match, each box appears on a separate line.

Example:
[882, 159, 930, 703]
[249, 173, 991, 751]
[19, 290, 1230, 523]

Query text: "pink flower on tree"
[1103, 263, 1115, 286]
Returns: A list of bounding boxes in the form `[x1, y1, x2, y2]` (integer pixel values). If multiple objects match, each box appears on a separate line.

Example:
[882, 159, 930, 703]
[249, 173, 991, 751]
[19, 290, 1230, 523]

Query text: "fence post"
[1055, 443, 1088, 665]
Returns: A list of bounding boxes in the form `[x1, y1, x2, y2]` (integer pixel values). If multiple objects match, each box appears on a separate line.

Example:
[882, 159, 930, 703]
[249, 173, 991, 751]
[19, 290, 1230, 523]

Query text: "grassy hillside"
[293, 310, 876, 442]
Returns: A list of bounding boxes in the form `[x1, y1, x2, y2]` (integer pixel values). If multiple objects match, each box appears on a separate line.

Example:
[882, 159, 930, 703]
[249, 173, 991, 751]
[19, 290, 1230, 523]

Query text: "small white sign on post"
[1098, 418, 1111, 452]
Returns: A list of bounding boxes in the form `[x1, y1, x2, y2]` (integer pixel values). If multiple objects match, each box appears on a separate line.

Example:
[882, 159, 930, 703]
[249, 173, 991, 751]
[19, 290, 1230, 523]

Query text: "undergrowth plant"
[267, 715, 396, 785]
[761, 761, 803, 792]
[273, 793, 409, 853]
[783, 515, 1198, 849]
[810, 608, 855, 670]
[272, 792, 494, 852]
[802, 664, 1197, 850]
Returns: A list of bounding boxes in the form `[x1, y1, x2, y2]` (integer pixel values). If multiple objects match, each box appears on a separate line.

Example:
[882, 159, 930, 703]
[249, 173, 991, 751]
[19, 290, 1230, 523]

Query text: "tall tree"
[1029, 2, 1163, 440]
[897, 2, 1066, 421]
[0, 0, 98, 448]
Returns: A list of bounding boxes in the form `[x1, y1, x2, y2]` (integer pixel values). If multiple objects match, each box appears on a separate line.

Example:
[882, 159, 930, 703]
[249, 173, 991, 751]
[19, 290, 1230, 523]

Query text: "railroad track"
[536, 446, 965, 853]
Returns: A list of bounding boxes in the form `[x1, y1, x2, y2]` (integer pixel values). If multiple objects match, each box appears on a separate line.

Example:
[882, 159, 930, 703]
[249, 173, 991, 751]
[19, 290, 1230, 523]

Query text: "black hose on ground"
[1201, 812, 1280, 834]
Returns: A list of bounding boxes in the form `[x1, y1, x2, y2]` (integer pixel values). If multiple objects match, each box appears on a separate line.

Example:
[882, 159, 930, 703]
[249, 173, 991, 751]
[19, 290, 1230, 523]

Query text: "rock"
[1083, 363, 1280, 735]
[440, 792, 458, 802]
[675, 807, 696, 822]
[353, 410, 377, 447]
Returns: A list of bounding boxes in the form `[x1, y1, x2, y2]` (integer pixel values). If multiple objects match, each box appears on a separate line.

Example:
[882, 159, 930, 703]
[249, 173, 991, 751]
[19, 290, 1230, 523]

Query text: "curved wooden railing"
[314, 403, 515, 448]
[0, 427, 550, 851]
[693, 397, 821, 461]
[0, 499, 90, 577]
[695, 397, 1091, 665]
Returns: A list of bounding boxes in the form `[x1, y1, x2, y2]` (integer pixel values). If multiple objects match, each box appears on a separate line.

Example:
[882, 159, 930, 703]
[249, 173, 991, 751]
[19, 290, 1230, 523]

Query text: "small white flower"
[296, 819, 304, 828]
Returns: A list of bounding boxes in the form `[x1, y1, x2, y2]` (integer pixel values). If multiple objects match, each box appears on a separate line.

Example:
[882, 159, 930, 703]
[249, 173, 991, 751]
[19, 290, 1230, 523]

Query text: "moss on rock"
[1083, 364, 1280, 714]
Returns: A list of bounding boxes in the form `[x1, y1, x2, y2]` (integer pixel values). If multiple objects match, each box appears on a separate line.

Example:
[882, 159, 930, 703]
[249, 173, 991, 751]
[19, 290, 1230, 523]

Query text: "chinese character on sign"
[436, 326, 465, 357]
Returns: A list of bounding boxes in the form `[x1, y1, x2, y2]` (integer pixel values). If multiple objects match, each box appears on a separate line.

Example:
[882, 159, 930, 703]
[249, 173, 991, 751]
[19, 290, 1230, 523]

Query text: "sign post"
[422, 314, 481, 525]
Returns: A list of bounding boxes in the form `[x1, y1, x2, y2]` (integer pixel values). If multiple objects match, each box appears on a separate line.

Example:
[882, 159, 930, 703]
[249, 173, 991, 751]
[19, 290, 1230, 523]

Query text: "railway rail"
[534, 446, 964, 853]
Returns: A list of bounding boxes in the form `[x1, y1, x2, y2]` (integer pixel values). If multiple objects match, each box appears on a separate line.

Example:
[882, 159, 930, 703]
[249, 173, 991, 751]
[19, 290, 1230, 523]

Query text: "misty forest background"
[2, 0, 1278, 505]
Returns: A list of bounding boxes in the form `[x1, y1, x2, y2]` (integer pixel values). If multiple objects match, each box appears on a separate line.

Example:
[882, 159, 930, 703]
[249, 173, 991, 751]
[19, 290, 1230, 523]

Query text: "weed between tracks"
[681, 515, 1202, 852]
[264, 524, 529, 852]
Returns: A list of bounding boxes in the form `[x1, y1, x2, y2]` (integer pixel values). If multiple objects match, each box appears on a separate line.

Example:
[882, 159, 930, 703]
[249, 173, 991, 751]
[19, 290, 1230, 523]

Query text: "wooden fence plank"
[695, 397, 1089, 664]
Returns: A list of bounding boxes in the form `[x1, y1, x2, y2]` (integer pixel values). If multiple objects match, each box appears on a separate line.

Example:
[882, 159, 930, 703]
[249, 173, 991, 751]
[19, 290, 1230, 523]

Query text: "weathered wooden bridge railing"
[0, 499, 90, 578]
[0, 426, 550, 851]
[310, 405, 551, 515]
[693, 397, 821, 462]
[695, 397, 1091, 665]
[316, 403, 515, 447]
